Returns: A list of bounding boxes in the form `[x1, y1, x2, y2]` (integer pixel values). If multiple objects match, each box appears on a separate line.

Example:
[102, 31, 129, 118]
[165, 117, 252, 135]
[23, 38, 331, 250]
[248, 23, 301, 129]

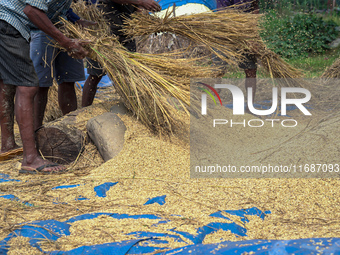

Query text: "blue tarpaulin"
[144, 195, 167, 205]
[52, 184, 82, 190]
[0, 173, 20, 183]
[0, 194, 34, 207]
[1, 174, 339, 255]
[94, 182, 118, 197]
[162, 238, 340, 254]
[1, 204, 339, 254]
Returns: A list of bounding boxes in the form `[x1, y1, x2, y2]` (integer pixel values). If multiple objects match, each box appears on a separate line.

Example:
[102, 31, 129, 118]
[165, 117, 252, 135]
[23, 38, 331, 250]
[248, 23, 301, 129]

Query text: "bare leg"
[82, 74, 102, 107]
[15, 86, 66, 172]
[34, 86, 49, 131]
[58, 82, 77, 115]
[0, 80, 20, 153]
[245, 68, 257, 102]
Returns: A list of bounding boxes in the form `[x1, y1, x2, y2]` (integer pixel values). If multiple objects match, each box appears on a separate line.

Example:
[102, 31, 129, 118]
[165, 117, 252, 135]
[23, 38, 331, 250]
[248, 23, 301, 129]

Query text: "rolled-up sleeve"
[25, 0, 48, 12]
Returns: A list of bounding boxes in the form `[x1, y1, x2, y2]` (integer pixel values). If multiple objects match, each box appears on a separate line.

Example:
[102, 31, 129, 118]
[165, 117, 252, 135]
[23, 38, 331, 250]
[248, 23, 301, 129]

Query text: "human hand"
[138, 0, 161, 12]
[75, 19, 97, 28]
[62, 39, 90, 59]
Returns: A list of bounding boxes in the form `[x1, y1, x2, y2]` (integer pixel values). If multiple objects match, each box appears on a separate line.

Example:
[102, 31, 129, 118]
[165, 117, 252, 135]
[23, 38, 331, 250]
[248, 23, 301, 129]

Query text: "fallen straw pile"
[321, 57, 340, 79]
[59, 16, 217, 133]
[123, 9, 304, 85]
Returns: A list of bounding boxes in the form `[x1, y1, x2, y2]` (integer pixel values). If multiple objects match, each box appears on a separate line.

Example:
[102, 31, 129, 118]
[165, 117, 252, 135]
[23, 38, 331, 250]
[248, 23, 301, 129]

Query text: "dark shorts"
[87, 0, 136, 77]
[86, 58, 105, 77]
[0, 20, 39, 87]
[99, 0, 136, 47]
[238, 52, 257, 70]
[212, 50, 257, 71]
[30, 31, 85, 87]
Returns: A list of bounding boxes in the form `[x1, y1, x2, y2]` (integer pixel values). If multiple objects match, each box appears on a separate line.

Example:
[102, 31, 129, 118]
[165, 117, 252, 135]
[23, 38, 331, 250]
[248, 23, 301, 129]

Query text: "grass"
[286, 48, 340, 78]
[323, 14, 340, 26]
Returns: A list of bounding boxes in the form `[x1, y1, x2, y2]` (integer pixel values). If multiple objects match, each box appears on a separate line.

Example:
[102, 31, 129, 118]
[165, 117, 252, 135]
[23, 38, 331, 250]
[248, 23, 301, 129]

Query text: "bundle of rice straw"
[321, 58, 340, 79]
[71, 0, 110, 35]
[254, 45, 304, 86]
[123, 8, 260, 65]
[58, 13, 218, 133]
[123, 9, 304, 86]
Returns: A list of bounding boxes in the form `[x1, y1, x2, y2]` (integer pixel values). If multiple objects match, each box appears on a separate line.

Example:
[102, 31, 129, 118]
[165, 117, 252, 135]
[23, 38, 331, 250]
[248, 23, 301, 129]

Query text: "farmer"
[82, 0, 162, 107]
[216, 0, 259, 103]
[31, 9, 96, 130]
[0, 0, 88, 173]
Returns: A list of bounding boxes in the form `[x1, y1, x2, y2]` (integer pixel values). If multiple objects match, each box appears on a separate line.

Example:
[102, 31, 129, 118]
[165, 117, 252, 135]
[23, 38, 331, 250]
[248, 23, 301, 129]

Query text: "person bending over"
[82, 0, 161, 107]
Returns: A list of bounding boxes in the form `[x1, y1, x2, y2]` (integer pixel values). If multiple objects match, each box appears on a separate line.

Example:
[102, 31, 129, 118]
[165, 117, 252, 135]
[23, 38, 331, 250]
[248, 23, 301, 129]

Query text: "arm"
[110, 0, 161, 12]
[23, 4, 88, 59]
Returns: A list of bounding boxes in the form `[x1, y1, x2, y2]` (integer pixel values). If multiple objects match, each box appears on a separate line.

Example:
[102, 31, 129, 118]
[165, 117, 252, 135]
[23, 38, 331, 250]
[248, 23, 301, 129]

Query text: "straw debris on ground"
[1, 80, 339, 253]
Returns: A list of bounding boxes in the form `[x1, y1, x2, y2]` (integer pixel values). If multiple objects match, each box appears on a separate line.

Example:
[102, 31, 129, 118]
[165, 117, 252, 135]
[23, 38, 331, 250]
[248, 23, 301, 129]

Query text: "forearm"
[23, 5, 70, 48]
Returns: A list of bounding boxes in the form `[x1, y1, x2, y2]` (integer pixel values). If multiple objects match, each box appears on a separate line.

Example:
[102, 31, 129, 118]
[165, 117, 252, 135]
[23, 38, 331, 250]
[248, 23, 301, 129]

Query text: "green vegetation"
[285, 49, 340, 77]
[223, 2, 340, 78]
[223, 48, 340, 79]
[260, 11, 338, 59]
[259, 0, 331, 13]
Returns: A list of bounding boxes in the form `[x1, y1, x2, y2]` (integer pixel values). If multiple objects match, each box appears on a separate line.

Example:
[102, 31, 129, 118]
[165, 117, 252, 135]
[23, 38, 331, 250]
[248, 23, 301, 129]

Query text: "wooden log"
[35, 114, 85, 164]
[35, 95, 118, 164]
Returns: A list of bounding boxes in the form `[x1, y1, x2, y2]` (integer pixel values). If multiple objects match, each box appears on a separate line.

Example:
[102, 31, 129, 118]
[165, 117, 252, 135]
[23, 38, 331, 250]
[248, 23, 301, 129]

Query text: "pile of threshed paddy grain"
[1, 90, 340, 252]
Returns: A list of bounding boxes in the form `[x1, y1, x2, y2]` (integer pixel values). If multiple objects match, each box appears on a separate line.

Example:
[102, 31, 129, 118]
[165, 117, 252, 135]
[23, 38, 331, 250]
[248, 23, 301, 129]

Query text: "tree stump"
[36, 98, 118, 164]
[35, 115, 85, 164]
